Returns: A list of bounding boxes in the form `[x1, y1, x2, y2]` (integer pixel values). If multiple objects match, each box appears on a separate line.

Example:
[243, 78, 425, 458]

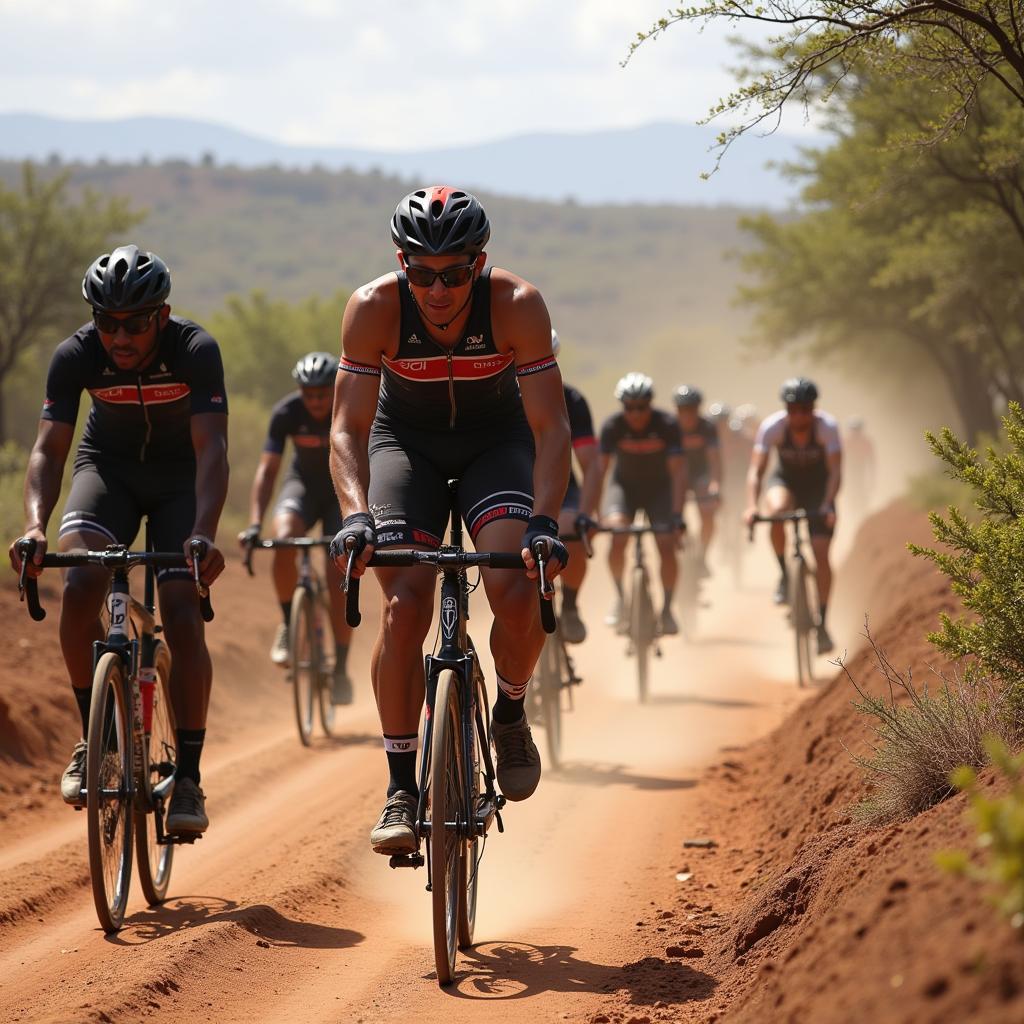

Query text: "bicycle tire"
[789, 558, 814, 687]
[87, 651, 134, 933]
[458, 661, 486, 949]
[316, 591, 337, 738]
[289, 588, 316, 746]
[538, 634, 562, 769]
[431, 669, 464, 986]
[135, 640, 175, 905]
[632, 565, 652, 703]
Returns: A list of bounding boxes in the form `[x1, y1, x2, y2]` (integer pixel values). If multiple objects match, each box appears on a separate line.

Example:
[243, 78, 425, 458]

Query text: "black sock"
[819, 603, 828, 628]
[384, 734, 419, 797]
[176, 728, 206, 784]
[73, 686, 91, 737]
[280, 601, 291, 626]
[335, 642, 349, 672]
[494, 673, 528, 724]
[561, 586, 578, 612]
[663, 585, 674, 610]
[776, 553, 787, 575]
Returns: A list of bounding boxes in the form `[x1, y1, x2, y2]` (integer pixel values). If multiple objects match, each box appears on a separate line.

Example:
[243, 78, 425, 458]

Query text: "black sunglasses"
[623, 401, 651, 412]
[405, 262, 476, 289]
[92, 307, 161, 335]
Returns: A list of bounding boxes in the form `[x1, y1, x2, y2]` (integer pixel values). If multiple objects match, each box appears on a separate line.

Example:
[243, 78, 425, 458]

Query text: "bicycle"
[342, 480, 556, 986]
[243, 536, 337, 746]
[599, 522, 675, 704]
[748, 511, 819, 687]
[16, 531, 213, 933]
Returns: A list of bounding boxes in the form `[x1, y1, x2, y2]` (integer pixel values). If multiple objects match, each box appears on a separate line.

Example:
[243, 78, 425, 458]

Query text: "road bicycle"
[243, 536, 336, 746]
[748, 511, 819, 687]
[17, 531, 213, 933]
[343, 480, 555, 985]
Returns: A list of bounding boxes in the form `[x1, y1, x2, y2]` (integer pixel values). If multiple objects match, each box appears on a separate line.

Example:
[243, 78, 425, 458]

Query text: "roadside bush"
[938, 738, 1024, 930]
[842, 632, 1021, 824]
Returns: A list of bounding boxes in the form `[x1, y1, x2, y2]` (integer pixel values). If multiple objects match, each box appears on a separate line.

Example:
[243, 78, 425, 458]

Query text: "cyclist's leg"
[646, 487, 678, 630]
[603, 479, 634, 624]
[808, 506, 835, 641]
[557, 482, 587, 642]
[694, 475, 719, 556]
[271, 476, 309, 615]
[764, 481, 795, 601]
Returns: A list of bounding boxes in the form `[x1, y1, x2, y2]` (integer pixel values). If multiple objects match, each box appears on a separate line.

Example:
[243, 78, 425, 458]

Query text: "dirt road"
[0, 544, 809, 1023]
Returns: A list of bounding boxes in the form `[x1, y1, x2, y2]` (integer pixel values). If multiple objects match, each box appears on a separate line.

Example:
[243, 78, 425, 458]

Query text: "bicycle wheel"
[431, 669, 465, 986]
[87, 651, 134, 933]
[788, 558, 814, 687]
[458, 663, 487, 949]
[315, 592, 337, 738]
[631, 565, 653, 703]
[289, 587, 317, 746]
[537, 634, 562, 770]
[135, 640, 176, 905]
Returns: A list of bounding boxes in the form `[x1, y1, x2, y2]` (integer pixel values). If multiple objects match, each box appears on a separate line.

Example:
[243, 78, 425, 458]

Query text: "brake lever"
[344, 547, 361, 627]
[16, 539, 46, 622]
[575, 515, 594, 559]
[242, 539, 256, 577]
[189, 539, 215, 622]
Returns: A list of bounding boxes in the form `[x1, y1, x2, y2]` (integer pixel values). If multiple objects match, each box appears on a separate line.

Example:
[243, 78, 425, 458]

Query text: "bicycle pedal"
[389, 853, 424, 869]
[170, 833, 203, 845]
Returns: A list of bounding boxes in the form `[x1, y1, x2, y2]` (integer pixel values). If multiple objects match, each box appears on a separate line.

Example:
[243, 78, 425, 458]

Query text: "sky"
[0, 0, 798, 149]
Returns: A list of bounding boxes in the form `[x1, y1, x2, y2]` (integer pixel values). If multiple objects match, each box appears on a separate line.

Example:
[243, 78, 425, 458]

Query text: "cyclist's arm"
[190, 413, 229, 542]
[248, 451, 282, 527]
[708, 443, 722, 493]
[746, 449, 769, 510]
[12, 420, 75, 573]
[576, 442, 602, 520]
[824, 449, 842, 509]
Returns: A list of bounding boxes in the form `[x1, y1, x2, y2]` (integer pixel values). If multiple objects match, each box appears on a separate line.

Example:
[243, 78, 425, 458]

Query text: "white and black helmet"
[292, 351, 339, 388]
[615, 372, 654, 403]
[82, 244, 171, 312]
[780, 377, 819, 404]
[673, 384, 703, 408]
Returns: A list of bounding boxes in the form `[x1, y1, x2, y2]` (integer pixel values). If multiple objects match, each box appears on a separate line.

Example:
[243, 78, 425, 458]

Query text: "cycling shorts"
[766, 472, 834, 538]
[603, 477, 673, 526]
[59, 455, 196, 582]
[686, 474, 720, 509]
[273, 471, 342, 535]
[367, 415, 535, 547]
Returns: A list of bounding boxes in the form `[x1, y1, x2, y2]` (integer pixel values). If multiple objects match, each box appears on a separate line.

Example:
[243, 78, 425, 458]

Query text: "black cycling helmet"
[82, 244, 171, 312]
[615, 372, 654, 402]
[673, 384, 702, 408]
[390, 186, 491, 256]
[780, 377, 819, 404]
[292, 351, 339, 388]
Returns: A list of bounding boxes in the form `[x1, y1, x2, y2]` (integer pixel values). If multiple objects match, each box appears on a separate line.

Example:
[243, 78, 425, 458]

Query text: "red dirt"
[596, 500, 1024, 1024]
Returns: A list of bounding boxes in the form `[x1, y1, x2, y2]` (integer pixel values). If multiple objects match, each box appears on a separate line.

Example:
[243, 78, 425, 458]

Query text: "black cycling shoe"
[60, 740, 87, 806]
[560, 605, 587, 645]
[331, 666, 353, 706]
[816, 625, 835, 655]
[370, 790, 418, 855]
[773, 576, 788, 606]
[166, 777, 209, 835]
[491, 715, 542, 801]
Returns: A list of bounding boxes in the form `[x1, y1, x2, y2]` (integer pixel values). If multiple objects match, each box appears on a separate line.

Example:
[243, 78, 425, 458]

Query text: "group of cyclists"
[8, 184, 856, 858]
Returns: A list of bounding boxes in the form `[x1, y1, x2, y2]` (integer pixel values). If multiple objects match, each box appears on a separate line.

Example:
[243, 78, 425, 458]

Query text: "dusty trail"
[0, 540, 816, 1023]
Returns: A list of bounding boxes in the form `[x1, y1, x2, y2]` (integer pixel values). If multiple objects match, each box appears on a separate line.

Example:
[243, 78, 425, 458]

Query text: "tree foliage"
[0, 163, 141, 440]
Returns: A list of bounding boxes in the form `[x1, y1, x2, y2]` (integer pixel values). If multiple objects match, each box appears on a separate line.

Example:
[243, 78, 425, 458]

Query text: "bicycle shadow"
[106, 895, 364, 949]
[315, 731, 380, 750]
[436, 941, 717, 1004]
[645, 693, 764, 709]
[550, 760, 696, 791]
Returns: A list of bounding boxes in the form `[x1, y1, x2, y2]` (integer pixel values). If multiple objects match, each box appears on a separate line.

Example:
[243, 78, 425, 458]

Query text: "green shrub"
[937, 737, 1024, 930]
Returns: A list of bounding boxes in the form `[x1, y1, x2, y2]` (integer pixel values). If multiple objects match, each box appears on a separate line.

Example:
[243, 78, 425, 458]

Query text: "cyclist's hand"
[742, 506, 759, 528]
[575, 513, 599, 539]
[672, 513, 687, 550]
[238, 523, 260, 550]
[329, 513, 376, 578]
[819, 503, 837, 530]
[521, 515, 568, 581]
[186, 534, 225, 586]
[10, 529, 46, 577]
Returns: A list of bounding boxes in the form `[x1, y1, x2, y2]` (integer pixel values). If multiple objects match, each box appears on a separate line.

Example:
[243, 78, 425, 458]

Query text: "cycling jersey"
[754, 409, 840, 491]
[563, 384, 596, 510]
[340, 269, 556, 432]
[263, 392, 331, 484]
[599, 409, 682, 487]
[42, 317, 228, 463]
[679, 416, 719, 481]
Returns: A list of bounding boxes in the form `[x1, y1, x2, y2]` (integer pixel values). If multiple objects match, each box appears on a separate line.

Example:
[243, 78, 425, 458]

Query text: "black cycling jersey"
[340, 268, 556, 431]
[42, 317, 228, 463]
[680, 416, 719, 481]
[263, 391, 331, 485]
[599, 409, 682, 487]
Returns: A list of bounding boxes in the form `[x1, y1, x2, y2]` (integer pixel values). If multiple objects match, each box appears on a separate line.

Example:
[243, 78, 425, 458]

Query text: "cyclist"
[673, 385, 722, 577]
[239, 351, 354, 703]
[8, 244, 228, 835]
[599, 373, 686, 636]
[551, 329, 601, 644]
[744, 377, 841, 654]
[329, 186, 570, 855]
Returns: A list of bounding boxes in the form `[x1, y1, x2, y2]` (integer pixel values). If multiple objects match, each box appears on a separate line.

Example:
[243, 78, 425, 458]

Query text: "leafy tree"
[0, 164, 141, 441]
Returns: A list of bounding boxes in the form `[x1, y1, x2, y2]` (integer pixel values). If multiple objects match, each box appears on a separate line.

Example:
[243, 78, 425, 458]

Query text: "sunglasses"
[92, 307, 161, 335]
[623, 402, 651, 412]
[405, 262, 476, 289]
[786, 402, 814, 414]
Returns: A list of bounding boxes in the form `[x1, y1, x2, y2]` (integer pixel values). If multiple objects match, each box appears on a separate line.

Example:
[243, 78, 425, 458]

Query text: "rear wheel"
[289, 588, 316, 746]
[537, 634, 563, 769]
[431, 669, 465, 986]
[631, 565, 653, 703]
[87, 652, 133, 933]
[135, 641, 176, 905]
[315, 592, 336, 737]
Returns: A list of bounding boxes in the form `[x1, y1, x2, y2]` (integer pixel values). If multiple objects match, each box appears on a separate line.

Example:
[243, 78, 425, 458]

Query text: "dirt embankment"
[598, 501, 1024, 1024]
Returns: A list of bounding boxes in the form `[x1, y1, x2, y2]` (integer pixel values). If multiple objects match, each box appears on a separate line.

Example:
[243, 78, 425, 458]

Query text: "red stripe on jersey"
[292, 435, 329, 448]
[88, 383, 190, 405]
[617, 438, 667, 455]
[572, 436, 597, 450]
[383, 353, 513, 382]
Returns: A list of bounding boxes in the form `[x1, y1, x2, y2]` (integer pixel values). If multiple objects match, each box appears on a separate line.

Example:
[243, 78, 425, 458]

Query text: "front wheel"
[537, 634, 563, 770]
[431, 669, 465, 986]
[631, 565, 653, 703]
[788, 557, 815, 687]
[458, 662, 487, 950]
[87, 651, 134, 933]
[135, 641, 176, 905]
[316, 591, 337, 738]
[289, 587, 317, 746]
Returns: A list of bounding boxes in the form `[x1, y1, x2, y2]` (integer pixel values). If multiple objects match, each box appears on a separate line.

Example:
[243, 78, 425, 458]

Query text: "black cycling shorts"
[562, 473, 581, 513]
[766, 473, 834, 538]
[367, 415, 535, 547]
[273, 472, 342, 535]
[59, 455, 196, 582]
[603, 477, 673, 526]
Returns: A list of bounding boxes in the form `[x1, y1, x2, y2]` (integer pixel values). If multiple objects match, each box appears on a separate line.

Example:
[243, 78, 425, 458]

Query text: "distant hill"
[0, 113, 808, 208]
